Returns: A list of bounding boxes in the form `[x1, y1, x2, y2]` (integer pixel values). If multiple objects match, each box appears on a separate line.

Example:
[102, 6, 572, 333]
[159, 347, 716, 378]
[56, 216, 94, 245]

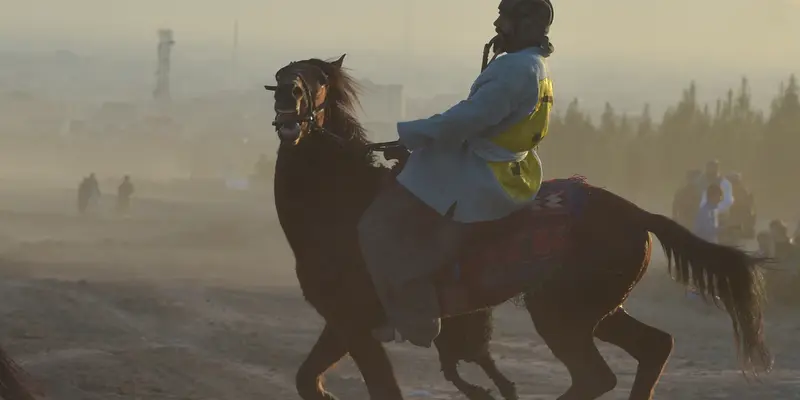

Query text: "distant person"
[77, 173, 101, 214]
[694, 183, 723, 243]
[769, 219, 794, 260]
[87, 173, 101, 210]
[756, 231, 775, 258]
[672, 169, 702, 229]
[725, 172, 756, 240]
[77, 175, 91, 214]
[792, 221, 800, 245]
[697, 160, 734, 214]
[116, 175, 134, 215]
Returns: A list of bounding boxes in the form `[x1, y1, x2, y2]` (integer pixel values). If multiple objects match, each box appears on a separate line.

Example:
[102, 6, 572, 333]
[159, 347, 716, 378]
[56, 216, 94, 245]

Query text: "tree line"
[541, 74, 800, 214]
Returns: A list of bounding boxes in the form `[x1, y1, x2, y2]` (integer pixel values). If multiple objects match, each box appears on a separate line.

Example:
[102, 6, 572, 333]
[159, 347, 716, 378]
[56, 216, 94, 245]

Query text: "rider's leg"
[358, 182, 467, 348]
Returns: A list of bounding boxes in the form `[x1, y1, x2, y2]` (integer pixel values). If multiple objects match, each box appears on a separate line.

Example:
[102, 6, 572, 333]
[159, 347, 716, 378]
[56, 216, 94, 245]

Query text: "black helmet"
[503, 0, 554, 25]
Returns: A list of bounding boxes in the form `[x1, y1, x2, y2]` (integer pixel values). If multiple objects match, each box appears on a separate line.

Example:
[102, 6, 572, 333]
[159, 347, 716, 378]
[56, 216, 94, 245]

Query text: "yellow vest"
[486, 76, 554, 201]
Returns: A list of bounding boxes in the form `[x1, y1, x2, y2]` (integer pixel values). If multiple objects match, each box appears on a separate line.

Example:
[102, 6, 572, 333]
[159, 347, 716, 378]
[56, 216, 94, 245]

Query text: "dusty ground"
[0, 180, 798, 400]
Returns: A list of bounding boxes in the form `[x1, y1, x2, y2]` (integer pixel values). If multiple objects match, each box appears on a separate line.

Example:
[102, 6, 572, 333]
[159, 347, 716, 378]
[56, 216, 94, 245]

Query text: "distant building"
[405, 93, 464, 120]
[357, 79, 404, 123]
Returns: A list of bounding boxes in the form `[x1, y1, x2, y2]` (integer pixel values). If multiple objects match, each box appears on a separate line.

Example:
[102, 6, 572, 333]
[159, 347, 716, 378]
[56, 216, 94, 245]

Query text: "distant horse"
[267, 55, 772, 400]
[0, 345, 37, 400]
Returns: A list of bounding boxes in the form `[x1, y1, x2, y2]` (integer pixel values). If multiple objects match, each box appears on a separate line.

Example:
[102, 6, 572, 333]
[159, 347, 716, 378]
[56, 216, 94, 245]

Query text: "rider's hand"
[384, 145, 410, 163]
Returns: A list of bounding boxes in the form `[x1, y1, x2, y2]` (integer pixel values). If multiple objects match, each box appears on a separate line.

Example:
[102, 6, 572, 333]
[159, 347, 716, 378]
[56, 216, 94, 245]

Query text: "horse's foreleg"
[296, 324, 347, 400]
[475, 353, 517, 400]
[344, 330, 404, 400]
[0, 345, 38, 400]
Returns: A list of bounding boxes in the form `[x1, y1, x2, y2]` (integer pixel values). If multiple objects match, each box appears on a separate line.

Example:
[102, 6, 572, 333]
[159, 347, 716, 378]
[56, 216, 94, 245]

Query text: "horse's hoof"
[466, 387, 496, 400]
[499, 383, 518, 400]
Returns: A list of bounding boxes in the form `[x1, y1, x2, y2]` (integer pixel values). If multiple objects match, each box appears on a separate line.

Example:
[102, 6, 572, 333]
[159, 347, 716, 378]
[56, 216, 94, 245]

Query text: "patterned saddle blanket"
[439, 176, 589, 306]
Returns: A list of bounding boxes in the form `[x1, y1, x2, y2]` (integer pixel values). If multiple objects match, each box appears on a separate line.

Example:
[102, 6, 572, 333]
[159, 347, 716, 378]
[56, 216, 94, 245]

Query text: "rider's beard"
[490, 33, 506, 55]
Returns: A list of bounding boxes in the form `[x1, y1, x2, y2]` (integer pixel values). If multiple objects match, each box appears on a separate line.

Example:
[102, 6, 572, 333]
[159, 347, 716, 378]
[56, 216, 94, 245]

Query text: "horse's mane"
[302, 58, 370, 146]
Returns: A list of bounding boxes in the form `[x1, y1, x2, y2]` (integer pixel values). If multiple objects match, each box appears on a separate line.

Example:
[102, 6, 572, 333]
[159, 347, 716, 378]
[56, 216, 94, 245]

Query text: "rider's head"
[492, 0, 553, 54]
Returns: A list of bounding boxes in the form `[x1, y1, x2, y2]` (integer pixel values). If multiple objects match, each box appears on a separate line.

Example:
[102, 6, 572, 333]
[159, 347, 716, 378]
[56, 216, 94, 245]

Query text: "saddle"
[383, 145, 588, 317]
[435, 178, 586, 317]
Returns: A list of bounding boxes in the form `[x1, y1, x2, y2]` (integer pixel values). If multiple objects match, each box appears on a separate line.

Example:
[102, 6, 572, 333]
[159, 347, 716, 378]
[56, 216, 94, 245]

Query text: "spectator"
[756, 231, 775, 258]
[725, 172, 756, 239]
[116, 175, 134, 215]
[694, 183, 723, 243]
[697, 160, 733, 214]
[672, 169, 702, 229]
[769, 219, 794, 260]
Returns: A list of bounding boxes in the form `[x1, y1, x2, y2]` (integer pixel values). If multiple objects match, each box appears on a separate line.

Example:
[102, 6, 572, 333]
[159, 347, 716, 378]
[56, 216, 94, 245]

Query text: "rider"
[358, 0, 555, 347]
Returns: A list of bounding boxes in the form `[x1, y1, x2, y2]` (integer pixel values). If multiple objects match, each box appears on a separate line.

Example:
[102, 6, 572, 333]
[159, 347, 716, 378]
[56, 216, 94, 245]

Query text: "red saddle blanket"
[438, 177, 589, 315]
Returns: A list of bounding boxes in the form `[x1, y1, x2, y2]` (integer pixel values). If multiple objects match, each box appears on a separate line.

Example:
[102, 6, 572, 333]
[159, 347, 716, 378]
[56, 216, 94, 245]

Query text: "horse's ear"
[331, 54, 346, 68]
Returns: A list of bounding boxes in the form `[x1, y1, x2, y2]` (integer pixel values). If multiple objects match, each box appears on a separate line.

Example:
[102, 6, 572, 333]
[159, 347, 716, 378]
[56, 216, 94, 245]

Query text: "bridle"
[265, 61, 401, 153]
[265, 62, 347, 146]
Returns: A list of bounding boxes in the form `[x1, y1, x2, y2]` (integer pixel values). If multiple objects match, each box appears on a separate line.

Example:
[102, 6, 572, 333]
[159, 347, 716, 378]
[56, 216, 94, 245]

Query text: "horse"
[269, 55, 517, 400]
[0, 345, 38, 400]
[267, 55, 772, 400]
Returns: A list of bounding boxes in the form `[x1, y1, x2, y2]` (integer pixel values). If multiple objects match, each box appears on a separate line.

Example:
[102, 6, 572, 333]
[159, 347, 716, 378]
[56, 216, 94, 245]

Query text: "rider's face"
[493, 1, 517, 51]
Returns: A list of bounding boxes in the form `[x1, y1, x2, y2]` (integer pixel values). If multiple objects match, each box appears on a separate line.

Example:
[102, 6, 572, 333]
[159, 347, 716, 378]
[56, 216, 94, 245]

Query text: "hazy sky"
[1, 0, 798, 109]
[3, 0, 799, 67]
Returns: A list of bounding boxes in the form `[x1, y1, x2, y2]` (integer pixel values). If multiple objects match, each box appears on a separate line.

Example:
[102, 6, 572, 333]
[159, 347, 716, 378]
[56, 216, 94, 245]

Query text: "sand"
[0, 182, 798, 400]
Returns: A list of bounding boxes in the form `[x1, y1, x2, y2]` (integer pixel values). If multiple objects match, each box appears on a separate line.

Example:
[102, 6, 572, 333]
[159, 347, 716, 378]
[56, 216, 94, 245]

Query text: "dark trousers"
[357, 182, 469, 346]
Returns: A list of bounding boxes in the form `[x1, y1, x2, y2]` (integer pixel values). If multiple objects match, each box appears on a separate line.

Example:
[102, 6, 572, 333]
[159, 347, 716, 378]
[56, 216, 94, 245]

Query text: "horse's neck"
[275, 142, 383, 217]
[274, 141, 385, 265]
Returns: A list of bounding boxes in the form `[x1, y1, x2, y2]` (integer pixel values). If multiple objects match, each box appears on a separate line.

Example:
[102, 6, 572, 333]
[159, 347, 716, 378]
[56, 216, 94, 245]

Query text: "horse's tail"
[594, 187, 773, 376]
[0, 345, 38, 400]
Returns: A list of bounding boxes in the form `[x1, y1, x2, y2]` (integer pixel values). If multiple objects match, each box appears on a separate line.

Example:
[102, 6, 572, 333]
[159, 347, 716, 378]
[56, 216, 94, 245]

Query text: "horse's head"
[265, 54, 360, 146]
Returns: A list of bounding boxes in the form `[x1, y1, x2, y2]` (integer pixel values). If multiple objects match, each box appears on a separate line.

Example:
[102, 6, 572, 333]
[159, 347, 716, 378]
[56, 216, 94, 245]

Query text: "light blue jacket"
[396, 46, 550, 223]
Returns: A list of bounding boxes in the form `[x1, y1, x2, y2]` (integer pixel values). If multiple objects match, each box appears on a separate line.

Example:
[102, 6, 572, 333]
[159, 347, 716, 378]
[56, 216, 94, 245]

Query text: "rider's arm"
[397, 57, 539, 150]
[718, 178, 735, 212]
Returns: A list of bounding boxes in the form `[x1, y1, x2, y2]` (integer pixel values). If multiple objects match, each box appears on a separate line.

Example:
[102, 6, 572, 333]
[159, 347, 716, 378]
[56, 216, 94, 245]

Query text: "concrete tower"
[154, 29, 175, 102]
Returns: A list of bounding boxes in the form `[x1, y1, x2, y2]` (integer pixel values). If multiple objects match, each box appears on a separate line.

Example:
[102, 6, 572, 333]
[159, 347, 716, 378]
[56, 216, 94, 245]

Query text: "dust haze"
[1, 1, 799, 399]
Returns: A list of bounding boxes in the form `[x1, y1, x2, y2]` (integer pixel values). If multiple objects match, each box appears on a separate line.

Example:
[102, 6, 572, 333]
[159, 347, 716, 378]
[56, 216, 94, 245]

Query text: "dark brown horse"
[268, 55, 772, 400]
[0, 345, 37, 400]
[270, 56, 516, 400]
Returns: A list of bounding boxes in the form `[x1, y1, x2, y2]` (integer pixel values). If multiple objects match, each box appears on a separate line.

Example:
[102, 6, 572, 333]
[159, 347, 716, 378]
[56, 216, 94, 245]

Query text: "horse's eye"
[292, 86, 304, 99]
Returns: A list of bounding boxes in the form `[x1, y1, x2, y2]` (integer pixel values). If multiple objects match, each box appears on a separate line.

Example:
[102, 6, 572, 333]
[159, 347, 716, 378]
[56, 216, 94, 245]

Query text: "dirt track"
[1, 183, 798, 399]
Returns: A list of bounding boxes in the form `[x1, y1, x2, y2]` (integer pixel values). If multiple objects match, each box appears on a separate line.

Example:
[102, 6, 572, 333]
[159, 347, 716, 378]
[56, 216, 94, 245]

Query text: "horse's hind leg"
[475, 353, 518, 400]
[344, 329, 404, 400]
[594, 308, 674, 400]
[435, 312, 497, 400]
[528, 305, 617, 400]
[441, 361, 495, 400]
[296, 324, 348, 400]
